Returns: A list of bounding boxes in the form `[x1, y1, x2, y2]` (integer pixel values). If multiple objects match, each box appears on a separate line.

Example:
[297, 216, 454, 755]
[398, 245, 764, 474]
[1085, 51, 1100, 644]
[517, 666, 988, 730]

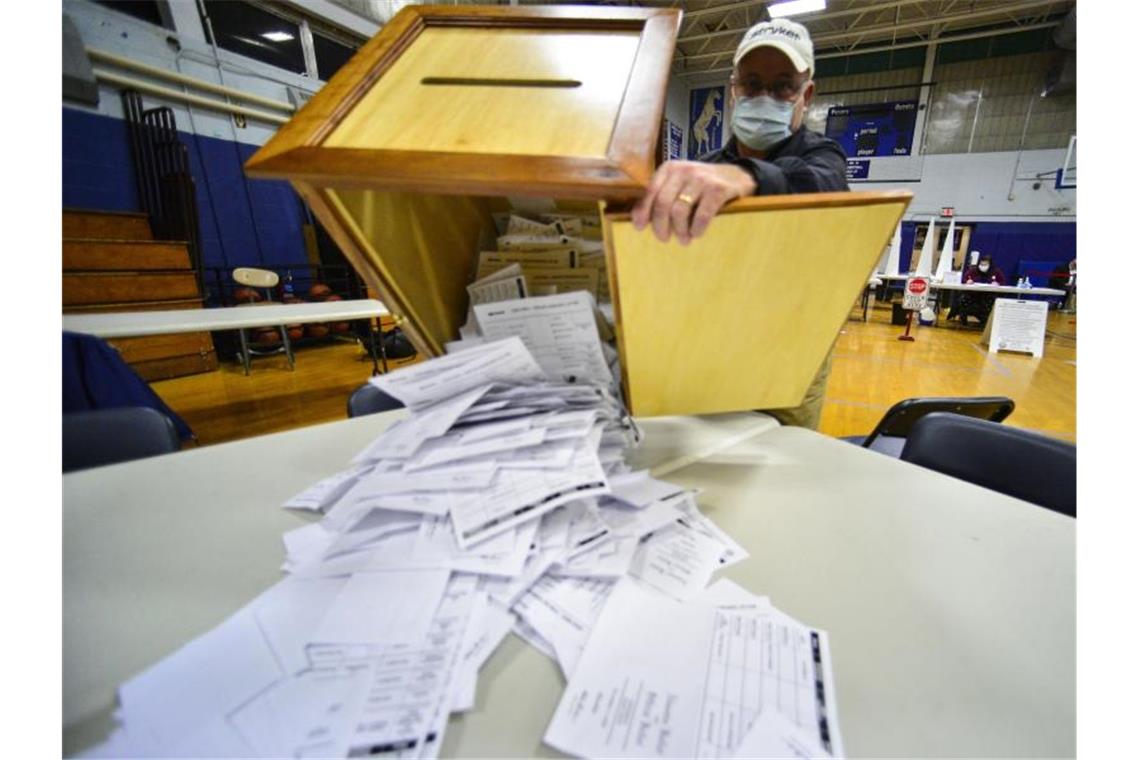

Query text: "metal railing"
[123, 90, 204, 289]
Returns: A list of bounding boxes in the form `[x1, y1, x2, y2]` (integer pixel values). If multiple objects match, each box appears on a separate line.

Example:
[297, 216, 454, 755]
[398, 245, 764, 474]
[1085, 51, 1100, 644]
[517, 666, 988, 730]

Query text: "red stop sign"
[908, 279, 928, 295]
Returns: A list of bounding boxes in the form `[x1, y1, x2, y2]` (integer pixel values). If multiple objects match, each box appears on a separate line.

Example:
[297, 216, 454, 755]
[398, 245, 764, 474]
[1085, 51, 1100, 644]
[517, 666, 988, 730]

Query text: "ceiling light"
[768, 0, 827, 18]
[261, 31, 294, 43]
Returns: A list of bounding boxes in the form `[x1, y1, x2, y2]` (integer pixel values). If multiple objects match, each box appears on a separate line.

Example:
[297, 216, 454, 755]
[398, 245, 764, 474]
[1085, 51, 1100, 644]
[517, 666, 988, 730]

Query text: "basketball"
[287, 325, 304, 341]
[234, 287, 262, 303]
[306, 324, 331, 338]
[253, 328, 279, 345]
[331, 321, 351, 333]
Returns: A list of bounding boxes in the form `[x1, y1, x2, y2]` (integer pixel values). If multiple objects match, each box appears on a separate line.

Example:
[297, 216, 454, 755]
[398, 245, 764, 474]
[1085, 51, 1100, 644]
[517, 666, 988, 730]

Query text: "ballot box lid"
[603, 190, 914, 417]
[245, 5, 681, 200]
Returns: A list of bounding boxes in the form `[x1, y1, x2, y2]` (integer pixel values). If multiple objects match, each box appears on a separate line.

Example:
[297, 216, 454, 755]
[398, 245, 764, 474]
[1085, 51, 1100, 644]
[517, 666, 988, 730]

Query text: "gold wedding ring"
[676, 193, 695, 205]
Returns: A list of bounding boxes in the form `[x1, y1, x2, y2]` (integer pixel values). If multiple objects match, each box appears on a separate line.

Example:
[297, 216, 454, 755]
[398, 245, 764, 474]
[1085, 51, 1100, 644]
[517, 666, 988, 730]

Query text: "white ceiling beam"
[677, 0, 933, 43]
[678, 19, 1060, 77]
[675, 0, 1068, 62]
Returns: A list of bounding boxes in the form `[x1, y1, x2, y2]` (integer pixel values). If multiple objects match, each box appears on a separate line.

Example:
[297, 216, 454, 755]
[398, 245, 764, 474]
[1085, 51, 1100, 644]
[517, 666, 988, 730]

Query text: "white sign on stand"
[903, 276, 930, 310]
[989, 299, 1048, 357]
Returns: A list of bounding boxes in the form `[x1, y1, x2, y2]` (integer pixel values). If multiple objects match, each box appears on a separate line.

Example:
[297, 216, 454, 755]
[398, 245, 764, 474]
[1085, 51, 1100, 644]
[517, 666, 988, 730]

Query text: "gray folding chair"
[347, 383, 405, 418]
[233, 267, 295, 375]
[842, 396, 1015, 457]
[63, 407, 182, 472]
[901, 412, 1076, 517]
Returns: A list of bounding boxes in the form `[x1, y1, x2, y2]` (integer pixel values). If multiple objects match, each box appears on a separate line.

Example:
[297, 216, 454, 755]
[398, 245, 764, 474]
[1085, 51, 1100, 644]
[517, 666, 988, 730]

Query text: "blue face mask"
[731, 95, 796, 151]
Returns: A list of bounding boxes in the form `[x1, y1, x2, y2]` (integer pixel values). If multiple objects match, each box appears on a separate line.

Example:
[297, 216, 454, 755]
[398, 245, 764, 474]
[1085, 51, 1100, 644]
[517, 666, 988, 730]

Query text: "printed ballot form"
[474, 292, 611, 386]
[545, 580, 843, 759]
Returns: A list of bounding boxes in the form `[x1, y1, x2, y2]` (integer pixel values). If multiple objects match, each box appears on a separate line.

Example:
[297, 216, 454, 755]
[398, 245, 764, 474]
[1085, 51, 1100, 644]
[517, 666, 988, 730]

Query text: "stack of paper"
[479, 211, 608, 303]
[86, 337, 844, 759]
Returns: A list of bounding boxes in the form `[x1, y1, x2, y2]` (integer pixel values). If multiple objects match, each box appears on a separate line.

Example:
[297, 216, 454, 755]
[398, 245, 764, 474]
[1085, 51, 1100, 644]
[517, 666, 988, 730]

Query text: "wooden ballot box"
[245, 4, 911, 416]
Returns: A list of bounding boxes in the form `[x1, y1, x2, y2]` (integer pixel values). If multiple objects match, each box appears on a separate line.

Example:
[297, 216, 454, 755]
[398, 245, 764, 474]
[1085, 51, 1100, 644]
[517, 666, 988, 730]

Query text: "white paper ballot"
[252, 576, 348, 676]
[305, 575, 479, 755]
[228, 660, 373, 759]
[283, 463, 372, 512]
[467, 261, 529, 306]
[511, 575, 615, 678]
[116, 607, 283, 751]
[474, 292, 612, 386]
[605, 470, 687, 509]
[352, 385, 490, 463]
[448, 433, 610, 549]
[630, 521, 727, 601]
[544, 581, 843, 759]
[311, 568, 450, 646]
[506, 214, 562, 236]
[372, 337, 544, 412]
[733, 710, 838, 759]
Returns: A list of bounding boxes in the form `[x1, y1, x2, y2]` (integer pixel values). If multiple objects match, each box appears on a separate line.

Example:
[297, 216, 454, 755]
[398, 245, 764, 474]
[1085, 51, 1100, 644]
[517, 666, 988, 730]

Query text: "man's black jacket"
[701, 127, 849, 195]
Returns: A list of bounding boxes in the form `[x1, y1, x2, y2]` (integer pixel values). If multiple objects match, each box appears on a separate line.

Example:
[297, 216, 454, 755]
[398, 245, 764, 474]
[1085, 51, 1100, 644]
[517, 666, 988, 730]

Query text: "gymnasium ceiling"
[324, 1, 1077, 79]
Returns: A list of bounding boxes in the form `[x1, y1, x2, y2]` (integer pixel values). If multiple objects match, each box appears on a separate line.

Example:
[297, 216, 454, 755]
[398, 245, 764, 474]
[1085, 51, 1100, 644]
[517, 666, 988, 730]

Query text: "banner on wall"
[661, 119, 684, 162]
[825, 101, 918, 158]
[846, 159, 870, 179]
[688, 86, 725, 159]
[668, 121, 683, 160]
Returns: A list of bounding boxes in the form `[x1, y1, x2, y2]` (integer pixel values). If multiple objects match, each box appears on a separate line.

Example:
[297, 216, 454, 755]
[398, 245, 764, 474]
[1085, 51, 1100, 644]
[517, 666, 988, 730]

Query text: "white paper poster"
[989, 298, 1048, 357]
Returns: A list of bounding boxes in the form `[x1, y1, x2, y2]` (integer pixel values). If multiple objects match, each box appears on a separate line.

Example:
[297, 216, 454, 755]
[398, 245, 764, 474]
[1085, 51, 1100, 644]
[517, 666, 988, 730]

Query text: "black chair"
[842, 396, 1015, 457]
[900, 412, 1076, 517]
[63, 407, 182, 473]
[347, 383, 405, 418]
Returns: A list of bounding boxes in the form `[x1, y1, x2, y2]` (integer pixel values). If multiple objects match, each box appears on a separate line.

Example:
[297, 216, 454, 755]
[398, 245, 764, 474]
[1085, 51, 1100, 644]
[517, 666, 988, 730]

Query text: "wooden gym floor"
[150, 304, 1076, 447]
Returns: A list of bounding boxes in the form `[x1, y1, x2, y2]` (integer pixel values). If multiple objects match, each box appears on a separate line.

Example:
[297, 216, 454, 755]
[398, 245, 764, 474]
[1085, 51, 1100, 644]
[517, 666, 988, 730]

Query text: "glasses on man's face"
[731, 76, 805, 102]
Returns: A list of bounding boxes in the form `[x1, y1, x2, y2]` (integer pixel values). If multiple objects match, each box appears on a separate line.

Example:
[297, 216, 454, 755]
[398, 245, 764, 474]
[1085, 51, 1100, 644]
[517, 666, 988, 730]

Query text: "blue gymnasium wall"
[897, 220, 1077, 278]
[62, 108, 309, 274]
[64, 107, 1078, 281]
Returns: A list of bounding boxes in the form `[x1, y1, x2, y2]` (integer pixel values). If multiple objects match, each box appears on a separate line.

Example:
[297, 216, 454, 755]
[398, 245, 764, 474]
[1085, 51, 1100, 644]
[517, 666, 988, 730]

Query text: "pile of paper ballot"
[85, 214, 846, 759]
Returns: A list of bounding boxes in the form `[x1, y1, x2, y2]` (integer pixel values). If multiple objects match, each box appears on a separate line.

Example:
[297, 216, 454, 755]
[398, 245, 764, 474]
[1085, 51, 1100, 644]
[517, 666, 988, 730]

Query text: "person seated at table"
[955, 254, 1005, 325]
[963, 253, 1006, 286]
[1046, 259, 1076, 310]
[1048, 259, 1076, 290]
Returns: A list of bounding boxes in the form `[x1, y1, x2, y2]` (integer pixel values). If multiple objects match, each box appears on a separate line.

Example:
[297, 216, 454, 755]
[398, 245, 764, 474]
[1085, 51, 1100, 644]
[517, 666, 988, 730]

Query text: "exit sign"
[940, 207, 955, 217]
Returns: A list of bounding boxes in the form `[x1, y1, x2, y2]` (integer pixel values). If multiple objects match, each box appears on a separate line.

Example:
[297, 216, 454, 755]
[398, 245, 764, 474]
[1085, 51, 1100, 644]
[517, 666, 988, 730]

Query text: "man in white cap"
[632, 17, 846, 244]
[630, 18, 849, 429]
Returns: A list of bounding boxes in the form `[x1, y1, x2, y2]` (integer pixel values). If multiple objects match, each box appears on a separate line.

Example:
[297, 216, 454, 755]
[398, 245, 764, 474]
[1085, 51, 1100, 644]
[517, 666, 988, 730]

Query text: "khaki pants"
[759, 348, 834, 431]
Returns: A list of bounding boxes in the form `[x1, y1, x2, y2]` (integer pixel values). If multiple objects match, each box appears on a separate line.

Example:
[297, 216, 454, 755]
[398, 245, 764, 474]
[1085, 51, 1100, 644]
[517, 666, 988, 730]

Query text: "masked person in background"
[954, 253, 1006, 326]
[964, 253, 1006, 286]
[630, 18, 847, 430]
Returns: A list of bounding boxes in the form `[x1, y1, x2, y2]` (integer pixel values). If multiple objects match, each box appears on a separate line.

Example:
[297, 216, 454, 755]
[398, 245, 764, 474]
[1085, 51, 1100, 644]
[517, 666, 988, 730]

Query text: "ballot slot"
[419, 77, 583, 88]
[323, 27, 641, 159]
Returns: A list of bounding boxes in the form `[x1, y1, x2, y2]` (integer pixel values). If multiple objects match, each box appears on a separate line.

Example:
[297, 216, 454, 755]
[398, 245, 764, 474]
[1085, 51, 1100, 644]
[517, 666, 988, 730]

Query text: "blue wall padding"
[62, 107, 308, 273]
[65, 108, 1077, 284]
[897, 220, 1076, 276]
[62, 108, 138, 212]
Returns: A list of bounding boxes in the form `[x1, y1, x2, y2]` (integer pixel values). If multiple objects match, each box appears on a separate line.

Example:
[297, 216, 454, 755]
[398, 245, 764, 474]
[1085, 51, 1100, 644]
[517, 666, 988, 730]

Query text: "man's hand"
[630, 161, 758, 245]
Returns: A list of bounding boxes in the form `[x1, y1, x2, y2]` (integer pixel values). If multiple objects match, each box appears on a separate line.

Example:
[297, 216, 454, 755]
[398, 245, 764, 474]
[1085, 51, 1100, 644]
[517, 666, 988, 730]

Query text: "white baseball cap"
[734, 18, 815, 77]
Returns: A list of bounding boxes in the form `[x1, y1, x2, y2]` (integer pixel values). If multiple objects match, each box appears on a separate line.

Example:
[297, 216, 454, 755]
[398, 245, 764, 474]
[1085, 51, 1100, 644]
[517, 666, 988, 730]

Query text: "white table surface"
[871, 275, 1065, 297]
[934, 281, 1066, 296]
[62, 299, 389, 339]
[62, 412, 1074, 758]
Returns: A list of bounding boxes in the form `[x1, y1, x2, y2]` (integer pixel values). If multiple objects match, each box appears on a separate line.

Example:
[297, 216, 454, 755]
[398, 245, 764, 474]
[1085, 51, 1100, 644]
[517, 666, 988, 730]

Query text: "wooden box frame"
[244, 4, 914, 416]
[245, 5, 682, 198]
[603, 191, 913, 416]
